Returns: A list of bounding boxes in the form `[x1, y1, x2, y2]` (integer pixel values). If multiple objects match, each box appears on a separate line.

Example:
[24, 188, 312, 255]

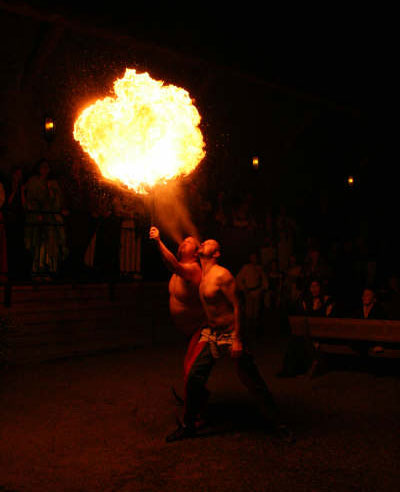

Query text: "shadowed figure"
[24, 159, 67, 279]
[236, 252, 268, 335]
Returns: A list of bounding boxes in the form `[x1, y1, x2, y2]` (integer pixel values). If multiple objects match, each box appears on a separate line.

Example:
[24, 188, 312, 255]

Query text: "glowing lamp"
[44, 116, 55, 141]
[252, 156, 259, 170]
[347, 175, 355, 186]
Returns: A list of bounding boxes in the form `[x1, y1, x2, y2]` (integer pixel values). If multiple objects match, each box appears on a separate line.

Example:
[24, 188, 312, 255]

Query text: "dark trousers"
[184, 342, 277, 428]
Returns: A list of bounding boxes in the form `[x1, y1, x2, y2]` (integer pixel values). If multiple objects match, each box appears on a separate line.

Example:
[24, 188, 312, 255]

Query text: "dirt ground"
[0, 333, 399, 492]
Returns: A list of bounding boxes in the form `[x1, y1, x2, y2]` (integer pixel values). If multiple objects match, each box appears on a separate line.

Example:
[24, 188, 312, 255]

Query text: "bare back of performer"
[149, 227, 205, 337]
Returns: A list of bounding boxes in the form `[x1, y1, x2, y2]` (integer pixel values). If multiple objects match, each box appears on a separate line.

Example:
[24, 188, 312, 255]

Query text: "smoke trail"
[153, 182, 199, 244]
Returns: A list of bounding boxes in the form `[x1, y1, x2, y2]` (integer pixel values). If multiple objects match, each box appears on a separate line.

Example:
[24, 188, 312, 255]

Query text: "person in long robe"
[114, 193, 143, 279]
[24, 159, 52, 279]
[47, 179, 68, 275]
[236, 252, 268, 334]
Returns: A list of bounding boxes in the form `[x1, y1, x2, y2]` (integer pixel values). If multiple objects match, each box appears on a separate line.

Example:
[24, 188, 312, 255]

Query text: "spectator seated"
[288, 315, 400, 377]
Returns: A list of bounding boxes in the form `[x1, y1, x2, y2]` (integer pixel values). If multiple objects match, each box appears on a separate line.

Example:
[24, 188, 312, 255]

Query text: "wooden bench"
[289, 316, 400, 359]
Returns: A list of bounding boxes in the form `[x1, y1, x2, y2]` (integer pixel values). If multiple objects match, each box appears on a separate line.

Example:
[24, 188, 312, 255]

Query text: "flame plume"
[74, 69, 205, 194]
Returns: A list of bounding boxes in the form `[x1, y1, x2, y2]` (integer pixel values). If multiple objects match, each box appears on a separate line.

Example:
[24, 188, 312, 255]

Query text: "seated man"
[166, 239, 293, 442]
[351, 287, 386, 355]
[352, 287, 385, 320]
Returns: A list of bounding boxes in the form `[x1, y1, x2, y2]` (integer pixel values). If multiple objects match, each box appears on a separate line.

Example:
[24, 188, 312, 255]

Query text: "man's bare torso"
[169, 266, 204, 337]
[199, 264, 235, 332]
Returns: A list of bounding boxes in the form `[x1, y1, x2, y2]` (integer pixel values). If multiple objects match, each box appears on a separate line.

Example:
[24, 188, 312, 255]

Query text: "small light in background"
[347, 175, 355, 187]
[44, 116, 55, 141]
[45, 120, 54, 131]
[252, 156, 259, 170]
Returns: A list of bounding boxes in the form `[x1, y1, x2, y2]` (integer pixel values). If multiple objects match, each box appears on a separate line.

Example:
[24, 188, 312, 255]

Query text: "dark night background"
[1, 4, 400, 492]
[0, 1, 397, 279]
[0, 3, 394, 204]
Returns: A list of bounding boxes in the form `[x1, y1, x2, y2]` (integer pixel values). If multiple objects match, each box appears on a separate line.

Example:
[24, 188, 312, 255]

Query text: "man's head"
[177, 236, 200, 261]
[310, 280, 321, 298]
[37, 159, 50, 178]
[362, 288, 376, 307]
[249, 253, 258, 265]
[198, 239, 221, 260]
[263, 235, 272, 247]
[11, 166, 22, 181]
[309, 249, 320, 265]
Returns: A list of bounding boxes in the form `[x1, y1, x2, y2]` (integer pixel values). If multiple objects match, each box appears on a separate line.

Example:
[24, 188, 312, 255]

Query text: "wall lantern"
[347, 175, 355, 187]
[44, 116, 55, 141]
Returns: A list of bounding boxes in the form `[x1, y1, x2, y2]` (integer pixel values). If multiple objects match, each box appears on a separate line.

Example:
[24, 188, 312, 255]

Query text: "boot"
[166, 419, 196, 443]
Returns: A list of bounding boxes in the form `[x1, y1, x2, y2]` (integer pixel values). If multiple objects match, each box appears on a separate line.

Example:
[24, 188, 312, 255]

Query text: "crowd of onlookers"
[236, 250, 400, 328]
[207, 191, 400, 323]
[1, 157, 400, 326]
[0, 157, 145, 282]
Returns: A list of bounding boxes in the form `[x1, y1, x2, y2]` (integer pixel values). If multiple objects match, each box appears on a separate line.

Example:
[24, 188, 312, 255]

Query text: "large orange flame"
[73, 69, 205, 194]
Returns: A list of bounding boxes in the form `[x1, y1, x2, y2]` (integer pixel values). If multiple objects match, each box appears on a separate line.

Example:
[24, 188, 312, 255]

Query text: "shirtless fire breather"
[164, 238, 294, 443]
[150, 228, 293, 443]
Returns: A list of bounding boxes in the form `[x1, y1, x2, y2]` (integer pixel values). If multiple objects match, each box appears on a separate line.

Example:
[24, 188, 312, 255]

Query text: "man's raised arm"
[149, 227, 199, 283]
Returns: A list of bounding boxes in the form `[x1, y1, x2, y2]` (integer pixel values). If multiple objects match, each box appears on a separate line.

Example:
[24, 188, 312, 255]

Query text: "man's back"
[149, 227, 205, 337]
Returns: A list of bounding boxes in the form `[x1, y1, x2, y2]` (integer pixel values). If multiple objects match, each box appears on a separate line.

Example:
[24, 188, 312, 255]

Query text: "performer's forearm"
[157, 240, 180, 273]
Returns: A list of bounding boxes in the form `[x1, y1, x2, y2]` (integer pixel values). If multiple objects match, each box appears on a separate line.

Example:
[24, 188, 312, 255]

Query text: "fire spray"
[73, 69, 206, 209]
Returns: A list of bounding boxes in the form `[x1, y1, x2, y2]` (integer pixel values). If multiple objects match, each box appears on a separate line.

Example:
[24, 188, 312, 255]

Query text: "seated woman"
[299, 279, 335, 317]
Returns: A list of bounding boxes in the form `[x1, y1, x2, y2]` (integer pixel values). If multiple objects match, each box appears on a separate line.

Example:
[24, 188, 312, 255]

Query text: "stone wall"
[0, 281, 178, 364]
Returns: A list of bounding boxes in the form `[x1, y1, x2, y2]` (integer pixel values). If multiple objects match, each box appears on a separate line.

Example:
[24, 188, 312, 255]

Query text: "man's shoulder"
[181, 260, 202, 275]
[178, 260, 202, 284]
[213, 265, 234, 282]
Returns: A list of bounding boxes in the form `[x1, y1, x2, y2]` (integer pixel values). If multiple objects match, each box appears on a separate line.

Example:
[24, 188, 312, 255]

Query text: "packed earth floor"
[0, 328, 399, 492]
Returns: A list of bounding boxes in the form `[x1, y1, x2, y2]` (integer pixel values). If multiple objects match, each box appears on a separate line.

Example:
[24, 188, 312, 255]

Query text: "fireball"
[73, 69, 205, 194]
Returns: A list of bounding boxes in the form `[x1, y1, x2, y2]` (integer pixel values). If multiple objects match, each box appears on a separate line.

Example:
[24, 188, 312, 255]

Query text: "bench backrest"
[289, 316, 400, 343]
